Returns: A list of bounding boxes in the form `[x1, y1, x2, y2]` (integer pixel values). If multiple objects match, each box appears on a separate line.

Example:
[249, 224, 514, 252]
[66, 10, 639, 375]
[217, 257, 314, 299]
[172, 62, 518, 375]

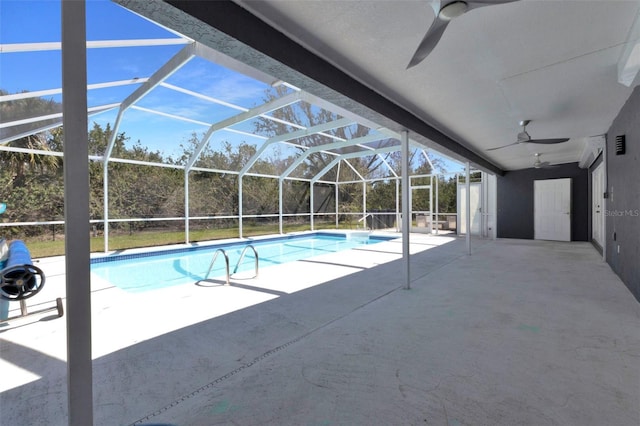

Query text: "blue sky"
[1, 0, 464, 173]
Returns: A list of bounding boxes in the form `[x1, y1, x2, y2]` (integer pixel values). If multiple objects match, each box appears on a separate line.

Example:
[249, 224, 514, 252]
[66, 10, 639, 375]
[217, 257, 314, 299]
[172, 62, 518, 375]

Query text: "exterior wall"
[587, 153, 604, 252]
[496, 163, 588, 241]
[605, 86, 640, 302]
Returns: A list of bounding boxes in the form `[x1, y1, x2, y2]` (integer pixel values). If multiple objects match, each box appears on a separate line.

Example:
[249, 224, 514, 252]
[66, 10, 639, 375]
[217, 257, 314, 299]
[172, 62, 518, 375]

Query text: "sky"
[0, 0, 465, 173]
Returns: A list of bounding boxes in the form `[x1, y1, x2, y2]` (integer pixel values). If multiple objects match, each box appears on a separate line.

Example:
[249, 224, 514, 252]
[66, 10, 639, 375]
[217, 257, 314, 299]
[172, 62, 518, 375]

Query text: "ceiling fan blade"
[467, 0, 520, 8]
[486, 141, 521, 151]
[535, 161, 558, 169]
[407, 0, 519, 68]
[527, 138, 570, 145]
[407, 17, 449, 69]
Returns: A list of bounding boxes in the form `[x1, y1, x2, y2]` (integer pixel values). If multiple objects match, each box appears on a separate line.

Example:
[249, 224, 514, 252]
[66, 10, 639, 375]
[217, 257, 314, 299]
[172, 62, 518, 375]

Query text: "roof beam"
[311, 145, 401, 183]
[121, 43, 196, 112]
[0, 104, 119, 145]
[160, 82, 310, 133]
[185, 90, 303, 171]
[160, 82, 248, 111]
[193, 41, 279, 86]
[0, 78, 148, 103]
[0, 103, 119, 130]
[342, 158, 365, 181]
[238, 117, 353, 177]
[104, 43, 197, 161]
[129, 105, 210, 127]
[280, 133, 392, 179]
[0, 38, 190, 53]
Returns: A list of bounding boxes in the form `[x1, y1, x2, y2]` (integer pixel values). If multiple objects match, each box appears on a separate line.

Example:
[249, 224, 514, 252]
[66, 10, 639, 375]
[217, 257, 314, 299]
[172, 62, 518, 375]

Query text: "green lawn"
[22, 221, 356, 258]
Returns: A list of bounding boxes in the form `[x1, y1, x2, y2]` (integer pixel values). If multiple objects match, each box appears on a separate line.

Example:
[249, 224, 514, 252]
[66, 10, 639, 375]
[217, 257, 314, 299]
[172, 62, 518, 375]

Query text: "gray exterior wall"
[605, 86, 640, 302]
[587, 153, 604, 253]
[496, 163, 589, 241]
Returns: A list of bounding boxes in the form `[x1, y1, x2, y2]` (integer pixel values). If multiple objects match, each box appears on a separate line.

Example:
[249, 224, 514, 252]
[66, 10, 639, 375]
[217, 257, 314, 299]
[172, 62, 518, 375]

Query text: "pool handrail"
[203, 248, 230, 286]
[231, 244, 259, 279]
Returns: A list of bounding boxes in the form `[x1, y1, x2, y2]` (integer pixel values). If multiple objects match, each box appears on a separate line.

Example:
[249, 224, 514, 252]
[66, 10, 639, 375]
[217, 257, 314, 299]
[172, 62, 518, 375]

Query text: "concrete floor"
[1, 234, 638, 425]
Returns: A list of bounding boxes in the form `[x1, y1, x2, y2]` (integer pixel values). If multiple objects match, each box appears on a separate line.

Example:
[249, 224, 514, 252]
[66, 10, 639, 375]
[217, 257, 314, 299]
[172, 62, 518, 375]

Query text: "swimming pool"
[91, 232, 393, 293]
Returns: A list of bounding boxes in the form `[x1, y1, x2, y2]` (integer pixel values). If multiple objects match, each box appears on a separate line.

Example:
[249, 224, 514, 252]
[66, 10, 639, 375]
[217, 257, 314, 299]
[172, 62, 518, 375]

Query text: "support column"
[429, 174, 434, 234]
[401, 130, 411, 290]
[62, 1, 93, 424]
[102, 163, 109, 252]
[184, 169, 189, 243]
[435, 174, 439, 235]
[362, 181, 367, 230]
[466, 162, 471, 255]
[602, 146, 607, 262]
[238, 175, 243, 238]
[278, 178, 283, 234]
[395, 178, 400, 232]
[482, 172, 488, 239]
[335, 182, 339, 229]
[310, 181, 314, 231]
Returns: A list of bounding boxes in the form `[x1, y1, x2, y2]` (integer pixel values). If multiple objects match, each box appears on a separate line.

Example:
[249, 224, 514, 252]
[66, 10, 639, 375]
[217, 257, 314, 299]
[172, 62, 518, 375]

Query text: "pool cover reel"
[0, 240, 46, 301]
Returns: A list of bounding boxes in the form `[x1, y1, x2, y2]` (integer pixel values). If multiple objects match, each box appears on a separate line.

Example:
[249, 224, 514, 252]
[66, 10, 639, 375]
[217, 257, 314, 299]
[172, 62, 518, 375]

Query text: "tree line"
[0, 87, 458, 241]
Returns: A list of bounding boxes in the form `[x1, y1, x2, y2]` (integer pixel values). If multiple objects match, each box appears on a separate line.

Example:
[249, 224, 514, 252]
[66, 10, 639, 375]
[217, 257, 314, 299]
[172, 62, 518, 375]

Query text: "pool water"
[91, 233, 392, 293]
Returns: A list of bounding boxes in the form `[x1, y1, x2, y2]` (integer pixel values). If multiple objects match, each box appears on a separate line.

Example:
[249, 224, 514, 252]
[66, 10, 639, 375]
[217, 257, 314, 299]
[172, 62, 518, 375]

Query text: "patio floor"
[1, 234, 639, 425]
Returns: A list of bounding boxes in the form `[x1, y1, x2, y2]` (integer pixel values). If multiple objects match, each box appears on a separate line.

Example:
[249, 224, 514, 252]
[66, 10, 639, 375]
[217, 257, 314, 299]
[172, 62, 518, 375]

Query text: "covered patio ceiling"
[122, 0, 640, 172]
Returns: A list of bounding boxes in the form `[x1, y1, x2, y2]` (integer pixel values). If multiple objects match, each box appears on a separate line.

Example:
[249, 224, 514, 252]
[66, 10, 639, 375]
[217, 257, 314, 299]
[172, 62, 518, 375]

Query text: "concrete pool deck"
[1, 233, 639, 425]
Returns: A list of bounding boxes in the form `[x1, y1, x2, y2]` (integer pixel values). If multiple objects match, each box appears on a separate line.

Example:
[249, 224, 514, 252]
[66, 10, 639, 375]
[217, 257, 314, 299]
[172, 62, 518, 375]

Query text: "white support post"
[455, 173, 459, 235]
[602, 145, 607, 261]
[480, 172, 486, 238]
[362, 181, 367, 230]
[335, 182, 339, 229]
[103, 164, 109, 252]
[238, 175, 243, 238]
[61, 1, 93, 424]
[401, 130, 411, 290]
[184, 169, 189, 243]
[435, 174, 439, 235]
[310, 181, 314, 231]
[466, 162, 471, 255]
[429, 174, 434, 234]
[279, 178, 284, 234]
[396, 178, 400, 232]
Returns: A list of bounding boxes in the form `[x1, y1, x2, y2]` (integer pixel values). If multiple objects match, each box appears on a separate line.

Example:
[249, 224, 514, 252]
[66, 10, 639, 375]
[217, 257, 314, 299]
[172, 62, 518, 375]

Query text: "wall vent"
[615, 135, 626, 155]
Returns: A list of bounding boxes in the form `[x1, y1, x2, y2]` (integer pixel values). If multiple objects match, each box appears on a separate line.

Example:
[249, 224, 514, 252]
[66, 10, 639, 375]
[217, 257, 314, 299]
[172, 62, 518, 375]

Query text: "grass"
[22, 221, 358, 258]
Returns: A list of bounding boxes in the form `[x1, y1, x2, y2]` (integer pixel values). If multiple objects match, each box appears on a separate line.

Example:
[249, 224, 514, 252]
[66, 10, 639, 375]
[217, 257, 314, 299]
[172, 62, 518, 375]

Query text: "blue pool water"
[91, 233, 393, 293]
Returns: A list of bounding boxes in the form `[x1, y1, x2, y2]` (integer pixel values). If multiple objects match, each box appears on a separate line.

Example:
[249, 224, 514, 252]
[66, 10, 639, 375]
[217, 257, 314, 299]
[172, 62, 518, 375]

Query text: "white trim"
[0, 38, 190, 53]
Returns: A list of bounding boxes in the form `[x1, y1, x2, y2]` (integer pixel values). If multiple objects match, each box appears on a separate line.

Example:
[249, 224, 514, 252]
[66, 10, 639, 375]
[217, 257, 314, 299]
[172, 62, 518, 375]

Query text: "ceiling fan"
[532, 153, 556, 169]
[486, 120, 570, 151]
[407, 0, 519, 69]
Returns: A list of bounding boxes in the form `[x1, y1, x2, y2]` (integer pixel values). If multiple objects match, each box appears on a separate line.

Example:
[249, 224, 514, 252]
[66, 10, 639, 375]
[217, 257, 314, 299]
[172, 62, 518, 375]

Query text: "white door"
[592, 163, 604, 247]
[534, 178, 571, 241]
[458, 182, 481, 235]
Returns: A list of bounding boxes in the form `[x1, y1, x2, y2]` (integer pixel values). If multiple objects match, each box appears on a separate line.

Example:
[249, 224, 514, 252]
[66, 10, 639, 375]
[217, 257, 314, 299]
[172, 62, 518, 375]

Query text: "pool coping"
[89, 230, 397, 264]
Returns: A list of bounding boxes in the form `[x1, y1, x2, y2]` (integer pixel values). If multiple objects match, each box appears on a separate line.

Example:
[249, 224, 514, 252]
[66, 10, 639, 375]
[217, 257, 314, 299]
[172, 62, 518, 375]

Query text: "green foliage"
[437, 176, 457, 213]
[1, 87, 458, 252]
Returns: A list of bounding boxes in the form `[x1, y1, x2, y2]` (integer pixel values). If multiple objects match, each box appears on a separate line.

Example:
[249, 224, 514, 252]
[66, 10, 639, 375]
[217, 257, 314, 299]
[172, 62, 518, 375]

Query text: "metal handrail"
[232, 244, 259, 279]
[357, 213, 371, 222]
[203, 248, 230, 285]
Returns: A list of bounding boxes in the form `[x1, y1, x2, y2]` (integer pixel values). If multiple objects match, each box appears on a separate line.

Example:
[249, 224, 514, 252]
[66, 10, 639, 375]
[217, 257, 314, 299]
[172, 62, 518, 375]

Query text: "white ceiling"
[233, 0, 640, 170]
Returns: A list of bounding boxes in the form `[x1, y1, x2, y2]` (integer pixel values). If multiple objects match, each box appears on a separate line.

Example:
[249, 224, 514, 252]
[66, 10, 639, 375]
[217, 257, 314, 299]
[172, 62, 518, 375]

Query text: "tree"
[254, 86, 397, 217]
